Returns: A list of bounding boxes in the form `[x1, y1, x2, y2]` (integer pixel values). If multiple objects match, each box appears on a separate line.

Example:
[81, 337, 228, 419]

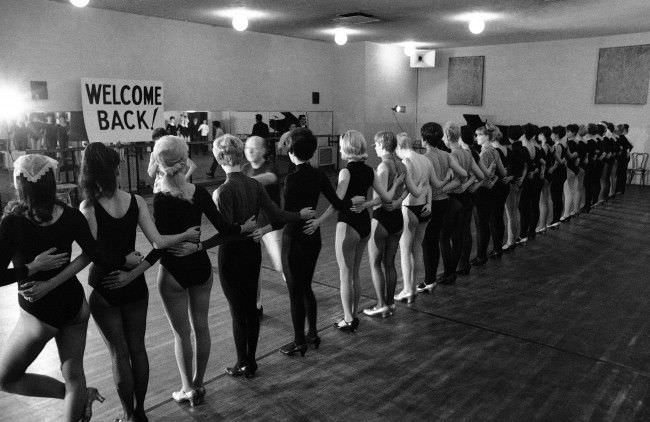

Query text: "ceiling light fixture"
[403, 43, 416, 57]
[232, 12, 249, 31]
[334, 29, 348, 46]
[70, 0, 89, 7]
[468, 18, 486, 34]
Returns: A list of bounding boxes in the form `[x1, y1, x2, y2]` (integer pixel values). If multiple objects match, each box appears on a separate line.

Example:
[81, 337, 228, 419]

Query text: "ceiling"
[56, 0, 650, 48]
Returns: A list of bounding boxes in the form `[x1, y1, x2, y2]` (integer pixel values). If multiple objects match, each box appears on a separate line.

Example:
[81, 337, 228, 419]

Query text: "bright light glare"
[403, 43, 416, 57]
[334, 30, 348, 46]
[70, 0, 89, 7]
[469, 18, 486, 34]
[0, 85, 27, 122]
[232, 13, 248, 31]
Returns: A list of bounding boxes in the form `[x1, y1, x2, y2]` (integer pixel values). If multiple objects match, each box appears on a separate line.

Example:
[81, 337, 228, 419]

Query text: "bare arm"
[184, 158, 197, 181]
[448, 155, 468, 178]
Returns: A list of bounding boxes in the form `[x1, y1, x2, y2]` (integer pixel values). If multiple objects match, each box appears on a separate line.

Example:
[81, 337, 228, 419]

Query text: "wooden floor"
[1, 186, 649, 421]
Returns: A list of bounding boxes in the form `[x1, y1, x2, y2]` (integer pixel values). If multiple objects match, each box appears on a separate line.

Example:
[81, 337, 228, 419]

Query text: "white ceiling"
[56, 0, 650, 48]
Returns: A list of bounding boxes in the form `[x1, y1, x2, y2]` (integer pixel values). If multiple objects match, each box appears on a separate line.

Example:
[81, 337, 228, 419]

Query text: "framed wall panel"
[447, 56, 485, 106]
[595, 44, 650, 105]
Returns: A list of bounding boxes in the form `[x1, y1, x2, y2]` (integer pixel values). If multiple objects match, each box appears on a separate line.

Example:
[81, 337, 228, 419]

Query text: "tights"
[550, 173, 565, 223]
[422, 199, 449, 283]
[281, 230, 321, 345]
[449, 192, 473, 272]
[491, 182, 508, 251]
[519, 178, 543, 238]
[218, 239, 262, 367]
[473, 186, 495, 260]
[88, 291, 149, 420]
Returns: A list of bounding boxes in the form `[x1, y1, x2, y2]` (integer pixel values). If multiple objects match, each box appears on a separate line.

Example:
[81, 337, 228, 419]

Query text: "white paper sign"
[81, 78, 164, 144]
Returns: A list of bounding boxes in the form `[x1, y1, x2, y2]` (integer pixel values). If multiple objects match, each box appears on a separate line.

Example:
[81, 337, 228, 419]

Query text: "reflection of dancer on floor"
[242, 136, 283, 319]
[317, 130, 401, 332]
[79, 142, 201, 422]
[0, 154, 139, 422]
[151, 136, 255, 407]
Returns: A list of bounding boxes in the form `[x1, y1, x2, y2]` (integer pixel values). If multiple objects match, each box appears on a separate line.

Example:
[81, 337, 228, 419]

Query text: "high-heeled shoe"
[172, 389, 199, 407]
[225, 364, 246, 377]
[244, 362, 258, 379]
[394, 290, 416, 303]
[195, 386, 206, 404]
[334, 319, 356, 332]
[279, 341, 308, 356]
[363, 305, 390, 317]
[306, 332, 321, 349]
[456, 266, 471, 275]
[82, 387, 105, 422]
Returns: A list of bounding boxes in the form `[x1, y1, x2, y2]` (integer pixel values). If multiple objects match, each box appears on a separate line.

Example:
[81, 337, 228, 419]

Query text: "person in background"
[166, 116, 178, 136]
[298, 115, 308, 128]
[242, 136, 283, 319]
[251, 114, 270, 139]
[277, 123, 298, 157]
[43, 115, 58, 158]
[206, 121, 225, 178]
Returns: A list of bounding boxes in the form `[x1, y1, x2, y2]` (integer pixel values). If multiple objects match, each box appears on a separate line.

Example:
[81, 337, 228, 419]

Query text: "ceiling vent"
[332, 12, 381, 25]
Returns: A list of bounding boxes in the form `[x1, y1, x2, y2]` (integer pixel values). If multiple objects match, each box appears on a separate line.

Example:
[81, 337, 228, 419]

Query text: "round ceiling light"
[469, 18, 485, 34]
[334, 30, 348, 46]
[70, 0, 89, 7]
[403, 43, 416, 57]
[232, 13, 249, 31]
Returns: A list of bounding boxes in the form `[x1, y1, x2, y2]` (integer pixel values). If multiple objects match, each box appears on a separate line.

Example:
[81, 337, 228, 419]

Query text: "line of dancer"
[0, 120, 633, 421]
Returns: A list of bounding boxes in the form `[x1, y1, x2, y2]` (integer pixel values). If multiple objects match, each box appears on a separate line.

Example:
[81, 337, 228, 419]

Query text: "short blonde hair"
[444, 122, 461, 143]
[213, 134, 245, 167]
[340, 130, 367, 161]
[396, 132, 413, 149]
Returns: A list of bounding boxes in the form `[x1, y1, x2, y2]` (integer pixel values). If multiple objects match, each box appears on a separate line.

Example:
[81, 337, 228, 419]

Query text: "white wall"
[0, 0, 334, 113]
[415, 32, 650, 154]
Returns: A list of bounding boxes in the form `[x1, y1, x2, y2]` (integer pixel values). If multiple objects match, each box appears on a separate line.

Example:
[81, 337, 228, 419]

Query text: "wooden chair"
[628, 152, 648, 186]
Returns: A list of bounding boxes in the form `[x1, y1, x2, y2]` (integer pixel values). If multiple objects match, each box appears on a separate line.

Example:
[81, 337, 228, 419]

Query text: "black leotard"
[0, 205, 125, 328]
[372, 155, 406, 235]
[154, 185, 241, 289]
[88, 195, 147, 306]
[338, 161, 374, 238]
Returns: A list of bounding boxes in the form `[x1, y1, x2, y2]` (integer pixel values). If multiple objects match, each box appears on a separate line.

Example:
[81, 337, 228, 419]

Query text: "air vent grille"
[332, 12, 381, 25]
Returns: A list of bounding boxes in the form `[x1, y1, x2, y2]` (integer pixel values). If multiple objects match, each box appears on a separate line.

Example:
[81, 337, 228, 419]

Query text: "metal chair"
[628, 152, 648, 186]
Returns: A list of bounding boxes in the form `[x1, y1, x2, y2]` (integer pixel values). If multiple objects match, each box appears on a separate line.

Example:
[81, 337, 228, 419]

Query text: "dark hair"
[523, 123, 539, 140]
[606, 122, 615, 133]
[255, 114, 262, 121]
[7, 170, 58, 222]
[587, 123, 599, 136]
[551, 125, 566, 139]
[508, 125, 523, 141]
[539, 126, 552, 144]
[566, 124, 579, 135]
[212, 120, 221, 127]
[80, 142, 120, 200]
[460, 125, 475, 145]
[420, 122, 444, 148]
[623, 124, 629, 131]
[169, 116, 175, 120]
[597, 124, 606, 136]
[288, 127, 317, 161]
[152, 127, 167, 141]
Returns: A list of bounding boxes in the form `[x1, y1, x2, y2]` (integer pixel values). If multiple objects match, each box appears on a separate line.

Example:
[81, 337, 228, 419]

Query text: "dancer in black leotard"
[548, 126, 567, 227]
[79, 143, 201, 421]
[491, 128, 513, 258]
[151, 136, 256, 406]
[326, 130, 400, 330]
[213, 134, 314, 378]
[277, 128, 363, 355]
[0, 154, 139, 422]
[364, 131, 406, 317]
[536, 126, 554, 233]
[417, 123, 469, 289]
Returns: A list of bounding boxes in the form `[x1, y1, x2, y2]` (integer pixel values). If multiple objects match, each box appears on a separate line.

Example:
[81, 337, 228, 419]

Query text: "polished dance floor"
[1, 186, 649, 421]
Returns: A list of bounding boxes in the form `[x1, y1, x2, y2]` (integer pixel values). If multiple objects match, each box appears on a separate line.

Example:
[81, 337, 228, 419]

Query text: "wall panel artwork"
[447, 56, 485, 106]
[595, 44, 650, 104]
